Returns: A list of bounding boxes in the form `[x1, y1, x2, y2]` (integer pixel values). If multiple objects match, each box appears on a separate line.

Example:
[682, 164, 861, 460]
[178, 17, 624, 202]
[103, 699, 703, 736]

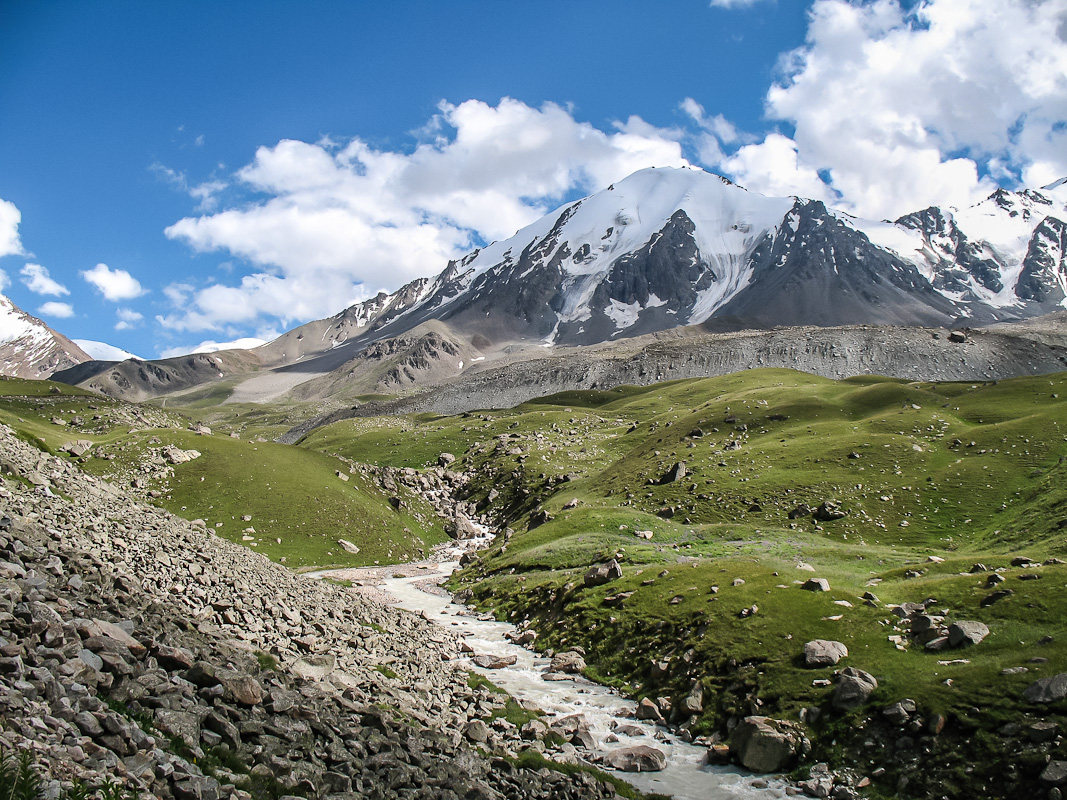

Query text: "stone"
[464, 719, 490, 743]
[801, 578, 831, 592]
[659, 462, 687, 484]
[184, 661, 221, 688]
[549, 651, 585, 673]
[804, 640, 848, 668]
[154, 644, 194, 671]
[222, 673, 263, 705]
[1028, 721, 1058, 743]
[730, 716, 804, 773]
[445, 513, 482, 540]
[882, 699, 917, 726]
[1041, 761, 1067, 787]
[813, 501, 847, 522]
[473, 654, 518, 670]
[290, 654, 336, 681]
[1024, 673, 1067, 703]
[947, 620, 989, 647]
[683, 682, 704, 715]
[584, 559, 623, 588]
[603, 745, 667, 772]
[832, 667, 878, 711]
[893, 602, 927, 618]
[635, 697, 663, 722]
[76, 618, 147, 657]
[337, 539, 361, 555]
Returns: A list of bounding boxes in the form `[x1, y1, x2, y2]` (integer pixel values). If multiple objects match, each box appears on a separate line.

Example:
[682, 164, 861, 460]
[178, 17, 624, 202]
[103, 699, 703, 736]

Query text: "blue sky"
[1, 0, 1065, 358]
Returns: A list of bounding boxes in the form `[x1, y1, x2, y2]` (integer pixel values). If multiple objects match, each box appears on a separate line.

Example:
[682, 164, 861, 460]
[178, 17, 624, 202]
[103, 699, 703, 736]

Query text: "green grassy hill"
[0, 377, 445, 568]
[315, 367, 1067, 797]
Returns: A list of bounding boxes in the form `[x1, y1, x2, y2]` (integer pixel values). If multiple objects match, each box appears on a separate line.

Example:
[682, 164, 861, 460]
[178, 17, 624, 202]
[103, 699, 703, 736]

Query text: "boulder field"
[0, 423, 624, 799]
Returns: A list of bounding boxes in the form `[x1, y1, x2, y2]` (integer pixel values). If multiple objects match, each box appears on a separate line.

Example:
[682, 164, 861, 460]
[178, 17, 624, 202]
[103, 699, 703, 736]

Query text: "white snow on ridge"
[0, 294, 44, 345]
[74, 339, 143, 362]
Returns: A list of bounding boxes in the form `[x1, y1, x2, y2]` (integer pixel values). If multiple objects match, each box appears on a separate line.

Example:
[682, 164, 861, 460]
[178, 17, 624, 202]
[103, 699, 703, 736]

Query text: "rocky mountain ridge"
[46, 167, 1067, 407]
[279, 322, 1067, 442]
[0, 293, 90, 379]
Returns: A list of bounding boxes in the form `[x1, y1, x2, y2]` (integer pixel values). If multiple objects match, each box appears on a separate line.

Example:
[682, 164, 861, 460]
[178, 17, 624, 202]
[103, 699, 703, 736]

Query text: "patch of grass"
[83, 430, 445, 568]
[466, 672, 507, 694]
[375, 664, 398, 679]
[510, 749, 668, 800]
[254, 650, 279, 671]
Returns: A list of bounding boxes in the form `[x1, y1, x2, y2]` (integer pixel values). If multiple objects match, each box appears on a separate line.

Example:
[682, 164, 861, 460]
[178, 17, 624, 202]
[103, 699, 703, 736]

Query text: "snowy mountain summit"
[0, 294, 90, 379]
[314, 166, 1067, 351]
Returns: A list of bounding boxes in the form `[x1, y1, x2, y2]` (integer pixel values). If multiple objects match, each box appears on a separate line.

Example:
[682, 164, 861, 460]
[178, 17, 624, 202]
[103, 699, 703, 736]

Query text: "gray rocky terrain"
[280, 322, 1067, 443]
[0, 423, 625, 799]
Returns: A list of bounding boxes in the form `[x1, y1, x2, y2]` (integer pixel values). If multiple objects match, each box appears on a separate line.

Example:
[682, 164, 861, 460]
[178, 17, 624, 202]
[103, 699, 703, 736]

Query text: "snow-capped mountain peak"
[254, 167, 1067, 364]
[0, 294, 90, 378]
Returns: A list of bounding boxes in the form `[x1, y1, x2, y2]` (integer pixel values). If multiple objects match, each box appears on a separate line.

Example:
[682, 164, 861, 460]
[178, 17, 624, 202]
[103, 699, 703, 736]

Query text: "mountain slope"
[0, 293, 90, 378]
[53, 168, 1067, 404]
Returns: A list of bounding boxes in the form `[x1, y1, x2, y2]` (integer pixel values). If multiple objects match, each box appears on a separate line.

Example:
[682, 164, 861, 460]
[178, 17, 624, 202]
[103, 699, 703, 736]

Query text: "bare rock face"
[730, 716, 807, 773]
[804, 640, 848, 668]
[603, 744, 667, 772]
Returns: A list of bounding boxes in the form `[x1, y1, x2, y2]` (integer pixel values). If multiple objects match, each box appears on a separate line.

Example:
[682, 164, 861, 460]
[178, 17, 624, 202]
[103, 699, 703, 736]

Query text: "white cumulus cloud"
[20, 263, 69, 296]
[81, 263, 147, 301]
[115, 307, 144, 331]
[162, 97, 687, 332]
[0, 197, 25, 259]
[714, 0, 1067, 219]
[38, 301, 74, 319]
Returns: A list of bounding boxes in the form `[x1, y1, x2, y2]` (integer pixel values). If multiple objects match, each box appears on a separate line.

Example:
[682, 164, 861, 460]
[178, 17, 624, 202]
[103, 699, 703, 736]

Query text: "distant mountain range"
[14, 166, 1067, 400]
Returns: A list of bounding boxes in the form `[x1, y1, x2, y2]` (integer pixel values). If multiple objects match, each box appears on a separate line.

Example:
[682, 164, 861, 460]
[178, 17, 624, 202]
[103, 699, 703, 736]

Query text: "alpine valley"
[4, 167, 1067, 800]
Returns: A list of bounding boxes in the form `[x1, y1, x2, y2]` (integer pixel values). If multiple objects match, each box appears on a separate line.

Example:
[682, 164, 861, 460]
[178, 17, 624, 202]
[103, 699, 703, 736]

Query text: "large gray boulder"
[1024, 673, 1067, 704]
[603, 745, 667, 772]
[947, 620, 989, 647]
[730, 716, 805, 773]
[584, 559, 623, 588]
[832, 667, 878, 711]
[445, 512, 481, 540]
[803, 640, 848, 668]
[548, 651, 586, 673]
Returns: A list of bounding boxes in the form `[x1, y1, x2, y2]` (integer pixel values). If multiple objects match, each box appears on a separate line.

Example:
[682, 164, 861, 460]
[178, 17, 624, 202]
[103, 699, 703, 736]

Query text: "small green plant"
[466, 672, 506, 694]
[254, 650, 279, 671]
[0, 750, 42, 800]
[375, 664, 398, 679]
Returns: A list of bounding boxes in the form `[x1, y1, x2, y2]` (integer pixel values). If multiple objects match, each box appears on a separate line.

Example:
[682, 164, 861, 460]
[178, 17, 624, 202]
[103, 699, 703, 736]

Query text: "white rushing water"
[370, 553, 789, 800]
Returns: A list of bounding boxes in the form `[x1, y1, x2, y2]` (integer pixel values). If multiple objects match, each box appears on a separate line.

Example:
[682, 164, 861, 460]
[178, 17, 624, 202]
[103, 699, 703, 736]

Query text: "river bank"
[315, 538, 791, 800]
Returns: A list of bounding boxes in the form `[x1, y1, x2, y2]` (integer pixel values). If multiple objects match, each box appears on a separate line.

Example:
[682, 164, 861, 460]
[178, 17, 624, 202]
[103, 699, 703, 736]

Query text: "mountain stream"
[316, 538, 788, 800]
